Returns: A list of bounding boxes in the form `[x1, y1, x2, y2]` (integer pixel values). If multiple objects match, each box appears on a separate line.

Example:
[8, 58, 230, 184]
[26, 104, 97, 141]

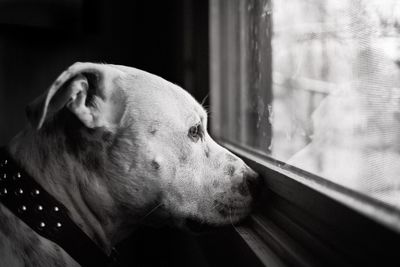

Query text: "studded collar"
[0, 147, 117, 267]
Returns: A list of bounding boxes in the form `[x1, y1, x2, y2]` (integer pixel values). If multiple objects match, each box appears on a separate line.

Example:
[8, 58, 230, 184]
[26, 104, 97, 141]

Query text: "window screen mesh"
[210, 0, 400, 208]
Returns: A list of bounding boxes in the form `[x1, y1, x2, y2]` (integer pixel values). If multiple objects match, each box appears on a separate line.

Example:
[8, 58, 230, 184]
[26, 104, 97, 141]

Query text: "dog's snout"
[244, 168, 261, 197]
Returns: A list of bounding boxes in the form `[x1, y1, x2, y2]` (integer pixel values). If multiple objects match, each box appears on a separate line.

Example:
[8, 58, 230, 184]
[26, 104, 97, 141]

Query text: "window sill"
[218, 139, 400, 266]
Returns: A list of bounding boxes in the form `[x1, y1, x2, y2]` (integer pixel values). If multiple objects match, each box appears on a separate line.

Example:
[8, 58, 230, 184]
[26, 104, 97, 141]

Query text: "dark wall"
[0, 2, 266, 267]
[0, 1, 219, 266]
[0, 0, 209, 144]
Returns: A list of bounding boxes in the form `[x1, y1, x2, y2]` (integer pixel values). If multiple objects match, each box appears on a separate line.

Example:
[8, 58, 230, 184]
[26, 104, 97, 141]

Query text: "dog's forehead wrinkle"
[121, 72, 198, 110]
[120, 80, 207, 136]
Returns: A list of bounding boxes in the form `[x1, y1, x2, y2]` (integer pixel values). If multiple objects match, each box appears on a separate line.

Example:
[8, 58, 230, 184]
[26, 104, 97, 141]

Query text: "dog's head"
[27, 62, 260, 229]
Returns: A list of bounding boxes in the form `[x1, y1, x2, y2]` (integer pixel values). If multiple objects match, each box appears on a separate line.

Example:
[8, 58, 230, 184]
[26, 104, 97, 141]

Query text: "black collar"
[0, 147, 118, 267]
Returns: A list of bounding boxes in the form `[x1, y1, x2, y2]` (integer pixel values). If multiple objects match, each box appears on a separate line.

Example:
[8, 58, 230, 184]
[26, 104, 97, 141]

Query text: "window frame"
[208, 0, 400, 266]
[216, 139, 400, 266]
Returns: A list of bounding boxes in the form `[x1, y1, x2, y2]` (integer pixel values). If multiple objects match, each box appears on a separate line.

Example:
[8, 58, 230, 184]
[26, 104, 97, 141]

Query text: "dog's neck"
[7, 126, 132, 254]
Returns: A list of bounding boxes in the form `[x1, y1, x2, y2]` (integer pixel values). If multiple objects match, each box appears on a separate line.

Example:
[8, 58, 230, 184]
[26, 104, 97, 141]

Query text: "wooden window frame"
[209, 1, 400, 266]
[217, 139, 400, 266]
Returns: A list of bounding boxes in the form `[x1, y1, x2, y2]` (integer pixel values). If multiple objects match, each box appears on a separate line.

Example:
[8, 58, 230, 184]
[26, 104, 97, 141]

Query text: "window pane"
[210, 0, 400, 208]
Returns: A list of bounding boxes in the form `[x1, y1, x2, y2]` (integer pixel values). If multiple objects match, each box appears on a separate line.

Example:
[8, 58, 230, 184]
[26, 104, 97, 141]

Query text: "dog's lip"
[185, 218, 220, 233]
[213, 201, 252, 217]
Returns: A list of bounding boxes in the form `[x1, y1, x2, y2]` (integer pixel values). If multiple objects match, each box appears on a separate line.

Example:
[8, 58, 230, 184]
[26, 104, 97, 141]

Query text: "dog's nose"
[244, 168, 261, 197]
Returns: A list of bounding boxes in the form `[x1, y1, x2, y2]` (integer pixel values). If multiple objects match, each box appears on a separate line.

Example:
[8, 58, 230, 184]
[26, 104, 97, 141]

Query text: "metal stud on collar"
[0, 147, 113, 267]
[14, 172, 21, 180]
[0, 160, 7, 168]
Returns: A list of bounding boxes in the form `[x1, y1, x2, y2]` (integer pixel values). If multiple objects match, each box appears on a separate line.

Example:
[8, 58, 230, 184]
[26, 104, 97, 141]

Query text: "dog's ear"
[26, 62, 126, 130]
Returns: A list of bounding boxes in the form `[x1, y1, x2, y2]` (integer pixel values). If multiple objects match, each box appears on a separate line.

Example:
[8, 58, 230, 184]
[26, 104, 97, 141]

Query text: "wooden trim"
[222, 140, 400, 232]
[218, 139, 400, 266]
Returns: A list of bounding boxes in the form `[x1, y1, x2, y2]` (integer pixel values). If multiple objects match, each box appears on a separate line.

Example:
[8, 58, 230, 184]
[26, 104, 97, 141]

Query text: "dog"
[0, 62, 259, 266]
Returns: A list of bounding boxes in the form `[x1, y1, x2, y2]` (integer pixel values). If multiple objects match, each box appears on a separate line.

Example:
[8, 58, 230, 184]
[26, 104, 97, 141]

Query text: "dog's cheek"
[160, 170, 203, 217]
[147, 154, 176, 180]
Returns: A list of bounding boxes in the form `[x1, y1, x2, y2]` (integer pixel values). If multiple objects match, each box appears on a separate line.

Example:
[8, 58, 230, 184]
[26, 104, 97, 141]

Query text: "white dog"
[0, 62, 259, 266]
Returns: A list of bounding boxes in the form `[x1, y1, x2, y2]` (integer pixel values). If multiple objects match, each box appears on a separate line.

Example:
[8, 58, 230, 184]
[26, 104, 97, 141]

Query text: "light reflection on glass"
[210, 0, 400, 208]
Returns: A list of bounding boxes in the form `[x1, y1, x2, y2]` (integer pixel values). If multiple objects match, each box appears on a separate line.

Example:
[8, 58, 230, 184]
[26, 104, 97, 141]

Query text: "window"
[210, 0, 400, 265]
[211, 0, 400, 213]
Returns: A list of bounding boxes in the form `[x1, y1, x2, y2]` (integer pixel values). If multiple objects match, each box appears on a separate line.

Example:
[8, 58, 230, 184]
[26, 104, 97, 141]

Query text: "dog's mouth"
[183, 201, 253, 234]
[184, 218, 220, 234]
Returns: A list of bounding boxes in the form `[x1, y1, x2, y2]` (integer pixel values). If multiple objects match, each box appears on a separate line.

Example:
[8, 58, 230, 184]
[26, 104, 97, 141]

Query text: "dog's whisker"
[229, 207, 235, 228]
[205, 111, 213, 119]
[203, 106, 211, 115]
[139, 202, 163, 222]
[229, 208, 239, 230]
[200, 93, 209, 106]
[211, 202, 222, 211]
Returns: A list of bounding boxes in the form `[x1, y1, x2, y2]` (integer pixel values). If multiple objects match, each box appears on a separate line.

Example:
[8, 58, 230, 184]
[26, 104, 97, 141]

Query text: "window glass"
[210, 0, 400, 208]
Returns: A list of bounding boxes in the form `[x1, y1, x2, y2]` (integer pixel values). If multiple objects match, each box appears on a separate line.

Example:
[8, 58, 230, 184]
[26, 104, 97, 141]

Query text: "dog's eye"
[188, 124, 202, 142]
